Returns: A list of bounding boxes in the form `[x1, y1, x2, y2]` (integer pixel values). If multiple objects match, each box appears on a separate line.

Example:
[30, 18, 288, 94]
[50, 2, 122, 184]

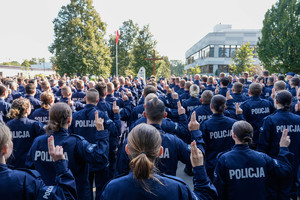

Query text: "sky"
[0, 0, 278, 63]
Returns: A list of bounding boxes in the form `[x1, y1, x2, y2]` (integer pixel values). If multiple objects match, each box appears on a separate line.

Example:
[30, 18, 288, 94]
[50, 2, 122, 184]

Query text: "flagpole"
[116, 41, 118, 77]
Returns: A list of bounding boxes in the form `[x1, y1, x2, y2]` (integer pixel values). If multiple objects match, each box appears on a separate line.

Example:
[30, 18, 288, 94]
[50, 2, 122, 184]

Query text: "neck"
[147, 119, 162, 126]
[0, 156, 5, 164]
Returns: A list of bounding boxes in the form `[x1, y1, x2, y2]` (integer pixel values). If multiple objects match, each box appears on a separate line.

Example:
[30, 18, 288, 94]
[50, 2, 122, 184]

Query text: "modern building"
[185, 24, 261, 75]
[0, 63, 56, 77]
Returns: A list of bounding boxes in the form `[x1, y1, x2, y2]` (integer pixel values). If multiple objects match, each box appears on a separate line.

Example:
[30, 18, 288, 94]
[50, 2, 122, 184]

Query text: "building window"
[218, 65, 229, 73]
[224, 45, 230, 57]
[219, 45, 224, 57]
[209, 65, 213, 73]
[209, 45, 214, 57]
[230, 45, 236, 57]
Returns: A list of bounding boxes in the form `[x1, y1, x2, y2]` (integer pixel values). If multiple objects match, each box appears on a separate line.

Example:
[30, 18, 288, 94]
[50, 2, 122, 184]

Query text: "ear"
[143, 111, 146, 118]
[143, 104, 146, 108]
[232, 131, 237, 140]
[2, 143, 8, 154]
[96, 98, 99, 103]
[125, 144, 130, 155]
[51, 100, 54, 104]
[210, 103, 213, 111]
[67, 117, 71, 123]
[200, 98, 202, 103]
[84, 96, 86, 102]
[163, 112, 167, 118]
[158, 146, 163, 157]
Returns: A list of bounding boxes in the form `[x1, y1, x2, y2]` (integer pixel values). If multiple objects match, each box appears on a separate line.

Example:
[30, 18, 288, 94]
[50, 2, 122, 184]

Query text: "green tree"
[190, 65, 201, 75]
[170, 60, 184, 76]
[109, 20, 139, 76]
[29, 58, 37, 65]
[49, 0, 112, 77]
[230, 42, 255, 74]
[257, 0, 300, 73]
[132, 25, 157, 77]
[21, 59, 31, 70]
[156, 57, 171, 78]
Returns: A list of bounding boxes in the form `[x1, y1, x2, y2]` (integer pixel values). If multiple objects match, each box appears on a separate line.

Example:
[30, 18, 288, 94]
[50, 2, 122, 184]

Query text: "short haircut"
[219, 72, 225, 78]
[263, 70, 269, 77]
[145, 97, 165, 123]
[238, 77, 245, 84]
[274, 81, 286, 91]
[278, 75, 285, 81]
[202, 76, 208, 83]
[41, 81, 50, 91]
[76, 80, 84, 89]
[185, 81, 192, 90]
[86, 89, 99, 104]
[249, 83, 262, 96]
[220, 77, 229, 86]
[25, 83, 36, 95]
[233, 82, 243, 93]
[143, 85, 156, 97]
[291, 77, 300, 86]
[94, 82, 107, 97]
[145, 93, 157, 105]
[61, 86, 71, 97]
[201, 90, 213, 104]
[256, 76, 265, 84]
[112, 80, 120, 89]
[267, 77, 274, 85]
[243, 72, 249, 78]
[107, 82, 114, 93]
[58, 79, 66, 87]
[0, 85, 7, 96]
[207, 77, 214, 84]
[179, 80, 186, 88]
[175, 77, 180, 84]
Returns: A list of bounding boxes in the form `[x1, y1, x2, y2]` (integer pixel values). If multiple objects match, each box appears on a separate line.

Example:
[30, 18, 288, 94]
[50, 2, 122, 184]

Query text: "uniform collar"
[84, 104, 96, 109]
[250, 96, 261, 100]
[275, 109, 289, 114]
[0, 163, 8, 171]
[53, 128, 69, 136]
[150, 124, 164, 134]
[212, 113, 224, 117]
[233, 144, 250, 150]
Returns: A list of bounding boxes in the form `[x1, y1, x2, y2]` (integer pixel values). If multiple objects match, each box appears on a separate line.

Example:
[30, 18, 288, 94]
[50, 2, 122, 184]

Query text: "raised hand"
[188, 111, 200, 131]
[295, 101, 300, 112]
[95, 111, 104, 131]
[121, 90, 128, 101]
[172, 88, 178, 99]
[215, 85, 219, 94]
[48, 136, 65, 162]
[112, 101, 120, 114]
[68, 97, 74, 107]
[177, 101, 186, 115]
[279, 129, 290, 147]
[271, 88, 276, 99]
[226, 90, 233, 100]
[190, 140, 204, 167]
[235, 103, 243, 115]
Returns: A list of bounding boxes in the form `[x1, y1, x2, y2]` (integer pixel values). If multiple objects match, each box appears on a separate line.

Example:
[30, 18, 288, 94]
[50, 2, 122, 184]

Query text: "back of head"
[232, 121, 253, 143]
[238, 77, 245, 85]
[148, 81, 157, 88]
[61, 86, 71, 97]
[219, 72, 225, 78]
[128, 123, 161, 180]
[86, 89, 99, 104]
[76, 80, 84, 90]
[233, 82, 243, 93]
[189, 84, 200, 98]
[0, 85, 7, 97]
[249, 83, 262, 96]
[94, 82, 107, 98]
[263, 70, 269, 77]
[278, 75, 285, 81]
[256, 76, 265, 84]
[274, 80, 286, 91]
[58, 79, 66, 87]
[211, 95, 226, 114]
[175, 77, 180, 84]
[243, 72, 249, 78]
[112, 80, 120, 89]
[267, 77, 274, 85]
[143, 85, 156, 97]
[7, 98, 31, 119]
[184, 81, 192, 90]
[275, 90, 293, 111]
[145, 93, 158, 105]
[201, 90, 213, 104]
[40, 91, 54, 110]
[47, 102, 72, 134]
[202, 76, 208, 83]
[179, 80, 186, 88]
[107, 82, 114, 94]
[207, 77, 214, 84]
[228, 75, 233, 83]
[291, 77, 300, 87]
[145, 97, 165, 123]
[221, 77, 229, 86]
[0, 122, 11, 154]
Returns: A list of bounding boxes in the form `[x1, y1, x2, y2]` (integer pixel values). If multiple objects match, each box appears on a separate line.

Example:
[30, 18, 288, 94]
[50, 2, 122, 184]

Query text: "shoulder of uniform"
[69, 133, 85, 140]
[16, 168, 41, 178]
[160, 173, 187, 186]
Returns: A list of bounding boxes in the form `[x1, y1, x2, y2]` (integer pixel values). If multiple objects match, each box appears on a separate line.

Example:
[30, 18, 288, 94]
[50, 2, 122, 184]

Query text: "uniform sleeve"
[25, 139, 39, 169]
[114, 140, 130, 176]
[165, 115, 190, 143]
[23, 160, 77, 200]
[119, 100, 132, 121]
[76, 129, 110, 167]
[213, 155, 228, 199]
[193, 166, 218, 200]
[265, 147, 293, 178]
[257, 117, 272, 153]
[34, 121, 46, 137]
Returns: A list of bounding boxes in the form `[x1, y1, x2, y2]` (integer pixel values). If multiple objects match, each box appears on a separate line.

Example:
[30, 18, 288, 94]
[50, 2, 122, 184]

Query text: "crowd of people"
[0, 70, 299, 200]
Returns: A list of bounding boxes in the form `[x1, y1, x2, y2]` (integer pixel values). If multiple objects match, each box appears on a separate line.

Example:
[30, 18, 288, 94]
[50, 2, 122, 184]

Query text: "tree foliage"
[21, 60, 31, 70]
[109, 20, 138, 76]
[170, 60, 184, 76]
[132, 25, 157, 77]
[230, 42, 256, 75]
[188, 65, 201, 75]
[0, 61, 21, 66]
[156, 57, 171, 78]
[257, 0, 300, 73]
[49, 0, 112, 77]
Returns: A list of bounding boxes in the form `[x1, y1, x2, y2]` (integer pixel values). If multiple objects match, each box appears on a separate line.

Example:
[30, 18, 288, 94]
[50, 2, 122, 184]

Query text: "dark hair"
[221, 77, 229, 86]
[232, 121, 253, 143]
[202, 76, 208, 83]
[46, 103, 72, 134]
[7, 98, 31, 119]
[0, 85, 7, 96]
[275, 90, 293, 111]
[94, 82, 107, 97]
[58, 79, 66, 87]
[233, 82, 243, 93]
[238, 77, 245, 84]
[290, 77, 300, 87]
[143, 85, 156, 97]
[274, 81, 286, 91]
[263, 70, 269, 77]
[145, 97, 165, 122]
[278, 75, 285, 81]
[249, 83, 262, 96]
[267, 77, 274, 85]
[179, 79, 186, 88]
[256, 76, 265, 84]
[211, 95, 226, 113]
[25, 83, 36, 95]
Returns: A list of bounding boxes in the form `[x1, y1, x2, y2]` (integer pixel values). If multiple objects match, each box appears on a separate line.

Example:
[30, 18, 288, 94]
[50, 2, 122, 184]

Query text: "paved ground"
[176, 161, 194, 190]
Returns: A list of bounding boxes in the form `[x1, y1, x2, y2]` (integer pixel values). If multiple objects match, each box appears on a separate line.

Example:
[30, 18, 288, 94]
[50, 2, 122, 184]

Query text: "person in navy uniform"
[0, 122, 77, 200]
[102, 123, 218, 200]
[29, 91, 54, 125]
[179, 81, 192, 102]
[199, 95, 237, 180]
[243, 72, 252, 88]
[289, 77, 299, 97]
[258, 90, 300, 199]
[239, 83, 275, 147]
[214, 121, 293, 200]
[5, 80, 23, 103]
[6, 98, 45, 168]
[231, 82, 248, 105]
[59, 86, 84, 112]
[176, 79, 185, 96]
[26, 102, 110, 200]
[216, 77, 229, 97]
[204, 77, 216, 92]
[70, 89, 121, 199]
[71, 80, 86, 103]
[116, 97, 205, 177]
[191, 90, 214, 124]
[24, 83, 41, 113]
[182, 84, 201, 117]
[0, 84, 11, 122]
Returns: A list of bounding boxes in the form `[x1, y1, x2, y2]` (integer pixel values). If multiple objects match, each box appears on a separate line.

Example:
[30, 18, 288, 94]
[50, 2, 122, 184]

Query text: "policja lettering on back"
[229, 167, 265, 180]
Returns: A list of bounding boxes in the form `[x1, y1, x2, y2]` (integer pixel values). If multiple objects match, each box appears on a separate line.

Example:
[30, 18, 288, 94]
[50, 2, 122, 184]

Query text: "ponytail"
[46, 103, 71, 135]
[211, 95, 226, 114]
[7, 98, 30, 119]
[232, 121, 253, 144]
[275, 91, 292, 111]
[130, 153, 154, 180]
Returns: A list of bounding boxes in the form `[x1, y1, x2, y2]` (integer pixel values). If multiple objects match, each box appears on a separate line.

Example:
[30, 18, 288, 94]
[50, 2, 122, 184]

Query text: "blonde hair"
[189, 84, 200, 98]
[7, 98, 31, 119]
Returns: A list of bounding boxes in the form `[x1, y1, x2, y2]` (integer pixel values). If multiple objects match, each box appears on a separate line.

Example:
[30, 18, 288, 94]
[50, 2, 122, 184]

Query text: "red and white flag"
[116, 30, 120, 44]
